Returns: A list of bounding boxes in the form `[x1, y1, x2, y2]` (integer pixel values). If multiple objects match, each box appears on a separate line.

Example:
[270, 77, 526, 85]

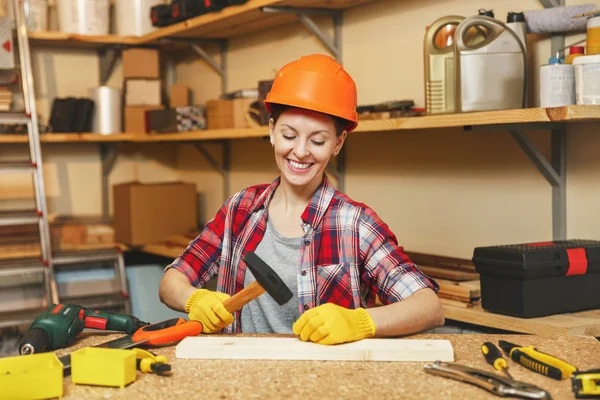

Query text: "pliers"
[424, 361, 551, 399]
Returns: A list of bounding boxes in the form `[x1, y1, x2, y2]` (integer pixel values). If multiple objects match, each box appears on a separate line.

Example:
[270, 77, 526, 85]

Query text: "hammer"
[221, 251, 293, 312]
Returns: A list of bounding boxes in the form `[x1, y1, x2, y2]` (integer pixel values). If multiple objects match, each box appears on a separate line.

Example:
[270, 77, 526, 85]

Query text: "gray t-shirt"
[240, 217, 300, 333]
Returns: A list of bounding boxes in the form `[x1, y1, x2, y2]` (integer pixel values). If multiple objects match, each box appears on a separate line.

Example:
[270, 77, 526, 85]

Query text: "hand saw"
[59, 318, 202, 376]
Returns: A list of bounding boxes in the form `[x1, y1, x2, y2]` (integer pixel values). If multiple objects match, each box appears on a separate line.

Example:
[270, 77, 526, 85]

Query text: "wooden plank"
[138, 0, 377, 42]
[133, 127, 269, 142]
[418, 265, 479, 281]
[437, 279, 480, 300]
[0, 133, 134, 144]
[176, 337, 454, 362]
[439, 298, 478, 309]
[407, 251, 476, 272]
[356, 105, 600, 132]
[443, 303, 600, 336]
[28, 31, 138, 47]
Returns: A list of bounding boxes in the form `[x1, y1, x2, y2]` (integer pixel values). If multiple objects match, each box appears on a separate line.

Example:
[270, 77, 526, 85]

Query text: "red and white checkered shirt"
[167, 176, 439, 333]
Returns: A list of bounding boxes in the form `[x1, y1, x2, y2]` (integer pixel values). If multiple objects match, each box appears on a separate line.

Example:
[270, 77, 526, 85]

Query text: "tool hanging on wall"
[423, 361, 551, 399]
[499, 340, 579, 381]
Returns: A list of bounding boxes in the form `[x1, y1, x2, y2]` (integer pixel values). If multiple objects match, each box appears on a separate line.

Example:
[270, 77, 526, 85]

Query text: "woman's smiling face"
[269, 107, 345, 190]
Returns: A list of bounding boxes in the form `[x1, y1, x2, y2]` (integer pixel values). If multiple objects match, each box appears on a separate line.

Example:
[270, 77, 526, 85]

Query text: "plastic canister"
[57, 0, 110, 35]
[587, 16, 600, 55]
[539, 57, 575, 108]
[114, 0, 166, 37]
[454, 15, 527, 112]
[565, 46, 585, 64]
[423, 15, 464, 115]
[573, 54, 600, 104]
[506, 12, 527, 54]
[24, 0, 48, 31]
[91, 86, 122, 134]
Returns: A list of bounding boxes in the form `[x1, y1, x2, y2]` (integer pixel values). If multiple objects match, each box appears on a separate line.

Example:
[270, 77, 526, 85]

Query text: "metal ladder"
[0, 0, 131, 327]
[0, 0, 57, 327]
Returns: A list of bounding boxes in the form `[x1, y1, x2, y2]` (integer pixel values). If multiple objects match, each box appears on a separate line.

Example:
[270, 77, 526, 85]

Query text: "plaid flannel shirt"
[167, 175, 439, 333]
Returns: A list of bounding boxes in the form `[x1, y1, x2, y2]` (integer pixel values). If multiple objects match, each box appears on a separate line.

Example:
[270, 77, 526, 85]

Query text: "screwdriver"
[481, 341, 513, 379]
[499, 340, 578, 381]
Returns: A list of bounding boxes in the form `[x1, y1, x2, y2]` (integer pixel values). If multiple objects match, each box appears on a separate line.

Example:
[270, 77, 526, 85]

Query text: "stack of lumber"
[0, 215, 116, 261]
[406, 251, 481, 308]
[0, 87, 12, 111]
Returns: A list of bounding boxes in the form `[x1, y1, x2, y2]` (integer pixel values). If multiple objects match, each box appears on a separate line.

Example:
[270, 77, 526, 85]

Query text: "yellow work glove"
[292, 303, 376, 345]
[185, 289, 234, 333]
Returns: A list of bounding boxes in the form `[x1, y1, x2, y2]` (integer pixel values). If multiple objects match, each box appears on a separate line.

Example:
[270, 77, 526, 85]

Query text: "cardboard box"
[122, 48, 160, 79]
[125, 105, 164, 134]
[170, 84, 190, 107]
[113, 181, 198, 246]
[206, 98, 255, 129]
[147, 105, 206, 133]
[125, 79, 162, 106]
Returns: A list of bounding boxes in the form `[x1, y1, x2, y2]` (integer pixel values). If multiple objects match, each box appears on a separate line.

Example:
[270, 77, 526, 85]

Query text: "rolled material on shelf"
[91, 86, 121, 135]
[524, 4, 597, 33]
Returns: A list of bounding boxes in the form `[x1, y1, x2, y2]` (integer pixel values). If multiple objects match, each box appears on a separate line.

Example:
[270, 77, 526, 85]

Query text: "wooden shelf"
[134, 126, 269, 142]
[1, 106, 597, 144]
[137, 0, 378, 43]
[26, 0, 377, 47]
[0, 133, 136, 143]
[28, 31, 139, 48]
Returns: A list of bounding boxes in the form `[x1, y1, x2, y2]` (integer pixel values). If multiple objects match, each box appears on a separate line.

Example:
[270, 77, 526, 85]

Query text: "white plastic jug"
[454, 15, 527, 112]
[424, 15, 464, 115]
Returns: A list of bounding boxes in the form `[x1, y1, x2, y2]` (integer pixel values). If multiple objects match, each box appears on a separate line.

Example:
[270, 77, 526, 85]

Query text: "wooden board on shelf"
[137, 0, 378, 42]
[1, 105, 598, 145]
[355, 105, 600, 132]
[176, 336, 455, 362]
[443, 302, 600, 336]
[28, 31, 138, 47]
[133, 127, 269, 142]
[418, 265, 479, 281]
[0, 133, 135, 143]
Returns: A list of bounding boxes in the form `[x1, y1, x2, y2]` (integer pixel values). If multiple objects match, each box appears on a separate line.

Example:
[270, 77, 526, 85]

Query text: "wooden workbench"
[53, 333, 599, 399]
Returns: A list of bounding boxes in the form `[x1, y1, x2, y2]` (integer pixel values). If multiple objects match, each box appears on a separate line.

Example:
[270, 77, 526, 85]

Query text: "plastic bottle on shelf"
[565, 46, 585, 64]
[539, 57, 575, 108]
[423, 15, 465, 115]
[506, 12, 527, 54]
[454, 15, 527, 112]
[587, 16, 600, 55]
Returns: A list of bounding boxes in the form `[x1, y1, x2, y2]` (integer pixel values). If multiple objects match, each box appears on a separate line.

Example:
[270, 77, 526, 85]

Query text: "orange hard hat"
[264, 54, 358, 132]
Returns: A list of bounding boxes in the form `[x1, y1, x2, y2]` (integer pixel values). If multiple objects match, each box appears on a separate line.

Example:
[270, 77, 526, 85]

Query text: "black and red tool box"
[472, 240, 600, 318]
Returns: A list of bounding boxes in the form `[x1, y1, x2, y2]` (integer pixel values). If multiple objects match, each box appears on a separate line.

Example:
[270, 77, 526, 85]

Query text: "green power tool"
[18, 303, 149, 355]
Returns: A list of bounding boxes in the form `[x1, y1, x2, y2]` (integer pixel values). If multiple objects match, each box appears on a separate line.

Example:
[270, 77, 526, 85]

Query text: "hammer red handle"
[222, 281, 265, 312]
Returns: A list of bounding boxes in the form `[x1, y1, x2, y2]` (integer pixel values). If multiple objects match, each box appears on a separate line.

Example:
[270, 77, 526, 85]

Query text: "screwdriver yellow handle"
[481, 342, 508, 372]
[511, 346, 578, 380]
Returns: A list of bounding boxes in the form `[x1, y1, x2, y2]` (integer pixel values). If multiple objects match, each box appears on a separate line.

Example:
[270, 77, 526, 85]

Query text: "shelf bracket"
[508, 127, 567, 240]
[98, 46, 122, 86]
[100, 144, 119, 220]
[194, 141, 231, 202]
[261, 6, 343, 62]
[190, 40, 228, 94]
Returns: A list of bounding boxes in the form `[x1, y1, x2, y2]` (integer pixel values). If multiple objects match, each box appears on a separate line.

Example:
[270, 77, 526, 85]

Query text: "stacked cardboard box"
[206, 98, 256, 129]
[122, 48, 164, 134]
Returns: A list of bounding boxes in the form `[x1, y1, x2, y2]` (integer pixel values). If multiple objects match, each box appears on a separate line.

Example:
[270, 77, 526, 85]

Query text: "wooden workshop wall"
[2, 0, 598, 260]
[174, 0, 600, 259]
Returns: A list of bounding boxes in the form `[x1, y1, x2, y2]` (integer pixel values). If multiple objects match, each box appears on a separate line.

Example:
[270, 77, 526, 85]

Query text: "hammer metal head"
[243, 251, 293, 305]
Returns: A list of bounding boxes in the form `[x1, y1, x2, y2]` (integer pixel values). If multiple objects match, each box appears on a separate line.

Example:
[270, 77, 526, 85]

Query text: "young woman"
[159, 54, 444, 345]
